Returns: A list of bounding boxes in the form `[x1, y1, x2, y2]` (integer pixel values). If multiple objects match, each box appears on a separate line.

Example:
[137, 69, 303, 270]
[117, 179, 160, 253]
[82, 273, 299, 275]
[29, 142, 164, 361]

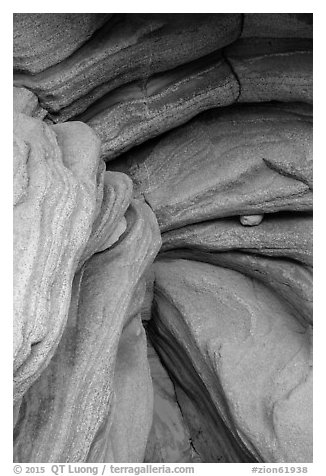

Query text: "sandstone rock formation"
[13, 13, 313, 464]
[14, 89, 105, 408]
[111, 104, 312, 231]
[144, 341, 200, 463]
[161, 214, 312, 266]
[148, 259, 312, 463]
[14, 14, 242, 120]
[13, 14, 111, 74]
[14, 201, 161, 462]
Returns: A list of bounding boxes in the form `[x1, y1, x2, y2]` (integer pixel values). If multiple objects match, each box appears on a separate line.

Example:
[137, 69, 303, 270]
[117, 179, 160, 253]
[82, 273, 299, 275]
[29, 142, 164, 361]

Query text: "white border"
[2, 4, 323, 474]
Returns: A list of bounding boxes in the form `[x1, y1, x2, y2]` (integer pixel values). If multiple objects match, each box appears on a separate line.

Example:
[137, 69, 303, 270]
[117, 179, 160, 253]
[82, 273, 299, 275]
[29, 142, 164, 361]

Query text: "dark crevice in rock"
[263, 157, 313, 190]
[221, 49, 242, 102]
[142, 194, 155, 214]
[147, 309, 261, 463]
[144, 324, 201, 462]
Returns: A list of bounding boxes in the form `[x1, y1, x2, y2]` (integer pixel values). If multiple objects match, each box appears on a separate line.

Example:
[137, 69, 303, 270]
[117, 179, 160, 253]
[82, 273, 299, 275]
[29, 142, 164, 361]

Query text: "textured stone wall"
[13, 13, 313, 463]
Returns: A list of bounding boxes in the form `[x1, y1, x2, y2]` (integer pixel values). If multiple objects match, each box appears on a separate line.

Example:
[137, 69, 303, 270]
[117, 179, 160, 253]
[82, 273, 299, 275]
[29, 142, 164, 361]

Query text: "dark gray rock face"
[13, 13, 313, 464]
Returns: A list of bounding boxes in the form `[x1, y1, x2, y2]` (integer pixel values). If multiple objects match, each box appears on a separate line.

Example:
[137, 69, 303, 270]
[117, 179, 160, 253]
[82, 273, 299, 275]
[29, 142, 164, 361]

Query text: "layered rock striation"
[111, 104, 312, 232]
[149, 259, 312, 463]
[13, 14, 312, 161]
[13, 13, 313, 464]
[14, 89, 105, 406]
[14, 201, 161, 462]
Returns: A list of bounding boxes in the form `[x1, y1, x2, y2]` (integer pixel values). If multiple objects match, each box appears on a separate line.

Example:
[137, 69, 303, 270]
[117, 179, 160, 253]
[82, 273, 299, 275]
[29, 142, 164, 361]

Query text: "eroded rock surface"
[111, 104, 312, 232]
[162, 213, 312, 266]
[149, 259, 312, 463]
[14, 14, 241, 119]
[13, 90, 105, 405]
[144, 341, 200, 463]
[14, 14, 111, 74]
[14, 199, 161, 462]
[13, 13, 313, 464]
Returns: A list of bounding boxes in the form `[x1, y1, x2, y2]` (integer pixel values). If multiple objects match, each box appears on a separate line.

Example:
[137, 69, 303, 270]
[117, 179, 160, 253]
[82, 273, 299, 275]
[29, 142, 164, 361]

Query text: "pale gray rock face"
[160, 249, 312, 327]
[13, 88, 162, 462]
[13, 93, 105, 405]
[14, 201, 161, 463]
[13, 87, 47, 119]
[149, 260, 312, 463]
[13, 13, 313, 464]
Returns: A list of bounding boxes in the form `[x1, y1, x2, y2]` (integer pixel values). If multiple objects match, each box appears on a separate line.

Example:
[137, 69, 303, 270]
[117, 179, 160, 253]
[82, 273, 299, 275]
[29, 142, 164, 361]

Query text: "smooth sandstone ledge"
[71, 39, 312, 161]
[158, 250, 312, 326]
[149, 259, 312, 462]
[110, 104, 312, 232]
[14, 14, 241, 117]
[161, 213, 312, 267]
[144, 340, 200, 463]
[14, 200, 162, 463]
[14, 14, 111, 74]
[13, 106, 105, 404]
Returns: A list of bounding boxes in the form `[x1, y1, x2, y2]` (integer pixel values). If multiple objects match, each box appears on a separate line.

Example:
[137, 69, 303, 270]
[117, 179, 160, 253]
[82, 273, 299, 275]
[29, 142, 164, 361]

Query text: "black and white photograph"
[10, 4, 317, 475]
